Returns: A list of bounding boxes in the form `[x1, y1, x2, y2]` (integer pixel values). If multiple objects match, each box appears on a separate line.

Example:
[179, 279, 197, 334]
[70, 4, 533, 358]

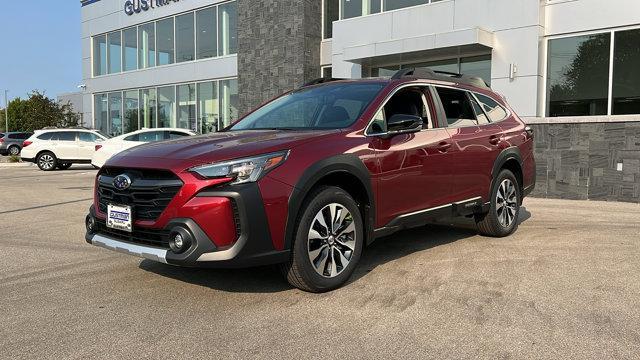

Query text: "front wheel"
[281, 186, 364, 293]
[36, 152, 57, 171]
[476, 169, 521, 237]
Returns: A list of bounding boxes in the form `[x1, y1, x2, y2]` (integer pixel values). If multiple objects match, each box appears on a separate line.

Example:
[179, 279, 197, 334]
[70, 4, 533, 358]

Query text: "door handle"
[437, 141, 452, 153]
[489, 135, 500, 145]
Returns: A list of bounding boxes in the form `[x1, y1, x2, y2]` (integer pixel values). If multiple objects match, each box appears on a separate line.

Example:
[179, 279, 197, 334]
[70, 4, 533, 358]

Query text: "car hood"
[106, 129, 339, 169]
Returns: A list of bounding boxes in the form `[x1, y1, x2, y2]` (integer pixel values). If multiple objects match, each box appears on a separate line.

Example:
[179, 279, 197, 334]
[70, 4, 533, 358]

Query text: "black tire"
[8, 145, 20, 156]
[476, 169, 521, 237]
[280, 186, 364, 293]
[57, 163, 72, 170]
[36, 151, 58, 171]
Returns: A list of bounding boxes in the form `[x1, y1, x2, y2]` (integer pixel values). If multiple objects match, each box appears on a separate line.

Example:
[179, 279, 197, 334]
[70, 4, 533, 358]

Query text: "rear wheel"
[476, 169, 520, 237]
[8, 145, 20, 156]
[281, 186, 364, 293]
[57, 163, 72, 170]
[36, 152, 57, 171]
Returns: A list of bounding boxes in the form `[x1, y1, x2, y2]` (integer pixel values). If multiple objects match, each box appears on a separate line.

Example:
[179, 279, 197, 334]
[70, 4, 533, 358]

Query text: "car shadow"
[138, 206, 532, 293]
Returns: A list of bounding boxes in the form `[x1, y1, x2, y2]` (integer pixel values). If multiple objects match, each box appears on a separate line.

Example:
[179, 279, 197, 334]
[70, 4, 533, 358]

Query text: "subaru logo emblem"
[113, 174, 132, 191]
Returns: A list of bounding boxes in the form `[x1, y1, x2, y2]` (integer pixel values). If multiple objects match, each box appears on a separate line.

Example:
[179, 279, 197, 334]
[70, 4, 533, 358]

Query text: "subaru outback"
[85, 69, 535, 292]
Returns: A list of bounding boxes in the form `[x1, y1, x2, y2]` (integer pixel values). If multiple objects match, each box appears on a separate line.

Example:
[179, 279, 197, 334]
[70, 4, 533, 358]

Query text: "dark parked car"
[0, 132, 33, 156]
[85, 68, 536, 292]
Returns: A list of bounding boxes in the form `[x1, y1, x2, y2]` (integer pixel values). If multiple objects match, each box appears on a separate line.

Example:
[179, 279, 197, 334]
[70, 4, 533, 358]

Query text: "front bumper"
[86, 183, 290, 268]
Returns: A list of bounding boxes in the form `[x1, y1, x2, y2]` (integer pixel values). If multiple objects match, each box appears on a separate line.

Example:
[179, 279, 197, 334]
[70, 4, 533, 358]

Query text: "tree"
[1, 91, 80, 132]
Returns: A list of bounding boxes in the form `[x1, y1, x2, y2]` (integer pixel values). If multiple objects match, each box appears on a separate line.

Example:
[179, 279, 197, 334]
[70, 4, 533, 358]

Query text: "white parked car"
[21, 129, 109, 171]
[91, 128, 197, 168]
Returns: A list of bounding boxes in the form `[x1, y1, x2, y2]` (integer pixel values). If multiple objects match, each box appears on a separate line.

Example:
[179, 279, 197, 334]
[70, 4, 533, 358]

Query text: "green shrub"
[8, 155, 20, 163]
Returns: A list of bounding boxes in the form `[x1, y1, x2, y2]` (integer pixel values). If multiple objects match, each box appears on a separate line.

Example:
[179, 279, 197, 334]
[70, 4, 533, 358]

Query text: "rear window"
[435, 87, 479, 128]
[475, 93, 508, 122]
[8, 133, 31, 140]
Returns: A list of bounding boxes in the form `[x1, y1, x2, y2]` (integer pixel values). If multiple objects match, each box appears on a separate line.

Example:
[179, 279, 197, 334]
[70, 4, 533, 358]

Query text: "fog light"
[86, 215, 96, 234]
[169, 228, 192, 254]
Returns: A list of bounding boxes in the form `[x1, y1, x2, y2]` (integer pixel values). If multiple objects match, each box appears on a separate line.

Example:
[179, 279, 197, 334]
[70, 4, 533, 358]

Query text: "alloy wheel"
[9, 147, 19, 156]
[307, 203, 356, 278]
[39, 154, 54, 170]
[496, 179, 518, 228]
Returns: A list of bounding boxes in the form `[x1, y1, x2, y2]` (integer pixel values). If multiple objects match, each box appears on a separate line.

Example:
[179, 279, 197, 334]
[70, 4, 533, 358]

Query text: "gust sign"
[124, 0, 184, 16]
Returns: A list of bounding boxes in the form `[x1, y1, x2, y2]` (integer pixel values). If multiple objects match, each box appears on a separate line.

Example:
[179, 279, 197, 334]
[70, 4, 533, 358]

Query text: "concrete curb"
[0, 162, 34, 168]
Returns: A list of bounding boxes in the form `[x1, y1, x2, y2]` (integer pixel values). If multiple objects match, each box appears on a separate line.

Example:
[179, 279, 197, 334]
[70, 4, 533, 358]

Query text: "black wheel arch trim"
[490, 147, 524, 199]
[283, 154, 376, 250]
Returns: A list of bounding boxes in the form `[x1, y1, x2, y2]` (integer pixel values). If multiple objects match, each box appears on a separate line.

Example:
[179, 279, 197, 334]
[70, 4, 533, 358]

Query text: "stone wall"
[237, 0, 321, 115]
[530, 122, 640, 203]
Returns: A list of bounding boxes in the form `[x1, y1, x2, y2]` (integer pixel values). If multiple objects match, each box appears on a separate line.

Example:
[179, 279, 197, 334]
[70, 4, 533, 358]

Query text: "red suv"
[85, 69, 535, 292]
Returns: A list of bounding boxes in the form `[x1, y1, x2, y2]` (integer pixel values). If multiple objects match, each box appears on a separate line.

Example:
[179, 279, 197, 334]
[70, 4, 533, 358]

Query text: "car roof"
[34, 128, 99, 133]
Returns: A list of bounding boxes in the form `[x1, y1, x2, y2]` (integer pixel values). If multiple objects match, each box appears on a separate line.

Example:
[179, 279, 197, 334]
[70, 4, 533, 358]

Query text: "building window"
[197, 82, 219, 133]
[196, 7, 217, 59]
[124, 91, 139, 133]
[460, 55, 492, 86]
[140, 88, 157, 128]
[323, 0, 339, 39]
[107, 31, 122, 74]
[177, 84, 197, 131]
[158, 86, 176, 128]
[342, 0, 381, 19]
[612, 28, 640, 115]
[220, 79, 239, 128]
[138, 22, 156, 69]
[321, 66, 333, 78]
[92, 2, 237, 77]
[383, 0, 427, 11]
[546, 34, 610, 117]
[93, 35, 107, 76]
[176, 13, 195, 63]
[123, 27, 138, 71]
[95, 79, 238, 133]
[157, 18, 175, 65]
[218, 2, 238, 56]
[365, 55, 492, 85]
[94, 94, 108, 134]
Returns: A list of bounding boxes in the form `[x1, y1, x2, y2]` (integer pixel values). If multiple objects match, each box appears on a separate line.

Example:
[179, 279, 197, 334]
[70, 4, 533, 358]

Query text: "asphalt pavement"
[1, 164, 639, 359]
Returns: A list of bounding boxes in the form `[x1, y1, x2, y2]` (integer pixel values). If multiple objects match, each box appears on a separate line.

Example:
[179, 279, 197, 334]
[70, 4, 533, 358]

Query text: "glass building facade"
[94, 79, 239, 137]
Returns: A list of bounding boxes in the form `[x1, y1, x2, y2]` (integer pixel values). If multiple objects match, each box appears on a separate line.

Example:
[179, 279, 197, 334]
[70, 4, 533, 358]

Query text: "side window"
[435, 87, 478, 128]
[476, 93, 508, 122]
[368, 108, 387, 134]
[168, 131, 190, 139]
[123, 134, 139, 141]
[51, 132, 76, 141]
[469, 95, 490, 125]
[21, 133, 32, 139]
[37, 132, 53, 140]
[78, 132, 99, 142]
[138, 131, 164, 142]
[383, 87, 431, 129]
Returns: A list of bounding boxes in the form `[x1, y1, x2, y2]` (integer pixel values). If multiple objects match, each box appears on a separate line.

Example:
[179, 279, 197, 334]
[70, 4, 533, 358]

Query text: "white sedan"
[91, 128, 197, 168]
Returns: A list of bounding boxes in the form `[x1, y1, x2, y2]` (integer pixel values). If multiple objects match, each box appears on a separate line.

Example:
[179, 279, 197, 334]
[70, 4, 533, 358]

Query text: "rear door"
[51, 131, 79, 160]
[433, 87, 496, 202]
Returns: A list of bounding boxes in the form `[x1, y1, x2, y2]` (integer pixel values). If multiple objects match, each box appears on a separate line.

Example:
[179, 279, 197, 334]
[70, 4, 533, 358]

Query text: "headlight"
[189, 151, 290, 184]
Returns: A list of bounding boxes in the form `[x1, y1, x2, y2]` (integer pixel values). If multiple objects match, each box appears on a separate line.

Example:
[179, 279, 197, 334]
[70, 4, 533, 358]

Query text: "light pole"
[3, 90, 8, 132]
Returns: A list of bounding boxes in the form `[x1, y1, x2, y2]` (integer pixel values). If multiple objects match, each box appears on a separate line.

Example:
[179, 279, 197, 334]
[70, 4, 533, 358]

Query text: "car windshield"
[230, 82, 385, 131]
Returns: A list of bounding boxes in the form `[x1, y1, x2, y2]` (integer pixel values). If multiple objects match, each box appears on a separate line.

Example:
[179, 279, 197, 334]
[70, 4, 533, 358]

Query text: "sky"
[0, 1, 81, 106]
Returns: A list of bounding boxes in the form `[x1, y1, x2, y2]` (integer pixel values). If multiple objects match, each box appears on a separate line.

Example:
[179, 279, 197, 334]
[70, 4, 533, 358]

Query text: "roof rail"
[392, 68, 490, 89]
[302, 77, 346, 87]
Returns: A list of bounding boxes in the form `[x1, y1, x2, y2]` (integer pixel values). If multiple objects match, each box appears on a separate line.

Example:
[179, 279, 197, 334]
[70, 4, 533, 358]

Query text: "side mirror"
[386, 114, 422, 135]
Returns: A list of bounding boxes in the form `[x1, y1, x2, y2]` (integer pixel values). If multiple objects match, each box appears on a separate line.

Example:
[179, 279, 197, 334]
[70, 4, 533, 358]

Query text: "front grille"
[97, 167, 183, 221]
[94, 219, 170, 249]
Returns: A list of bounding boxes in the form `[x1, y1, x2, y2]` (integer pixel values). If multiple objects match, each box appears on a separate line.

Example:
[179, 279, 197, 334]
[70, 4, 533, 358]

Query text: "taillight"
[0, 138, 4, 144]
[95, 145, 103, 151]
[22, 140, 32, 147]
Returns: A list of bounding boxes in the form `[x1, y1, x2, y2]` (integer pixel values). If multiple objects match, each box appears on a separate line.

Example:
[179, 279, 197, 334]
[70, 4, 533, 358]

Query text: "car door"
[51, 131, 79, 160]
[433, 86, 499, 202]
[77, 132, 101, 160]
[369, 85, 454, 226]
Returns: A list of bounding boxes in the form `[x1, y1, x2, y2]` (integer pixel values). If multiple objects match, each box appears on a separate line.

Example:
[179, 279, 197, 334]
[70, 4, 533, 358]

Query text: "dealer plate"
[107, 204, 132, 232]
